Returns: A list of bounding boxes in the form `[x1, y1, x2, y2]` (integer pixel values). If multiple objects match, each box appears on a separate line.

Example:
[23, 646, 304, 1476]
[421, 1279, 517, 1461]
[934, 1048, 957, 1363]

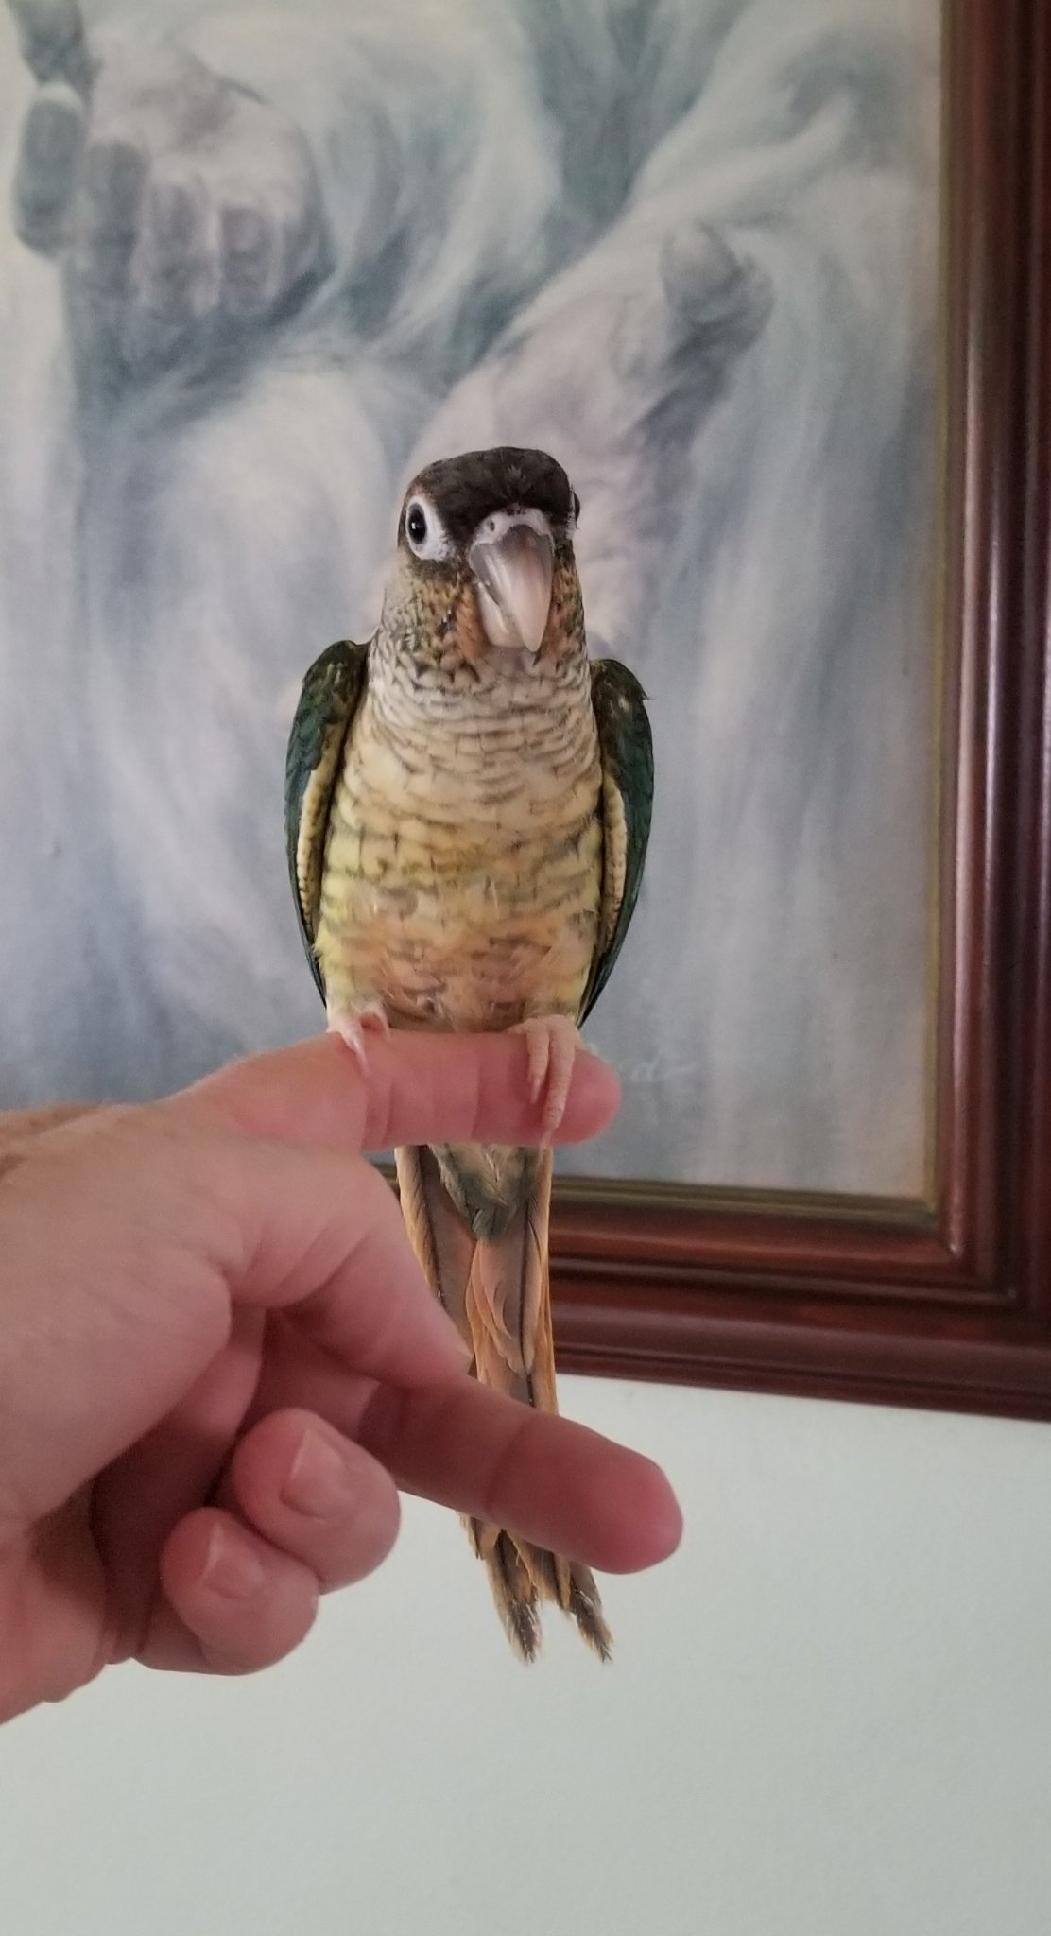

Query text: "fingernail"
[283, 1425, 357, 1518]
[200, 1524, 266, 1600]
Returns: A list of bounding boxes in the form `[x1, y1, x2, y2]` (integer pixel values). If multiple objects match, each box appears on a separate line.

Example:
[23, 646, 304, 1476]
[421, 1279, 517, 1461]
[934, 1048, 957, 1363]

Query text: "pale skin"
[0, 1032, 681, 1725]
[328, 1005, 584, 1140]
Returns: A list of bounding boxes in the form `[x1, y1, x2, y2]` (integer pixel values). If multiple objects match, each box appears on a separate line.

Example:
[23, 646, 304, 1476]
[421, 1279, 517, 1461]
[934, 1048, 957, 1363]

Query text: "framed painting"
[551, 0, 1051, 1418]
[0, 3, 1045, 1413]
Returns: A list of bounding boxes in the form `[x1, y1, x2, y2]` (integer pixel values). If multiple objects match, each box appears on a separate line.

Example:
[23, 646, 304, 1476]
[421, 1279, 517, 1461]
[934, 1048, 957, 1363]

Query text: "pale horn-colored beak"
[468, 517, 554, 655]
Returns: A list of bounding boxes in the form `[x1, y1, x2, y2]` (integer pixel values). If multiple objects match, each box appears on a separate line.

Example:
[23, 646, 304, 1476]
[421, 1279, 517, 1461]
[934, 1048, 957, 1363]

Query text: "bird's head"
[383, 447, 582, 675]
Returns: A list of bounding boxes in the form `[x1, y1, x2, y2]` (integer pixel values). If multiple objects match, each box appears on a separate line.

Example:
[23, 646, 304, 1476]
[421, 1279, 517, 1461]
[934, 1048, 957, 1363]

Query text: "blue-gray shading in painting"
[0, 0, 939, 1195]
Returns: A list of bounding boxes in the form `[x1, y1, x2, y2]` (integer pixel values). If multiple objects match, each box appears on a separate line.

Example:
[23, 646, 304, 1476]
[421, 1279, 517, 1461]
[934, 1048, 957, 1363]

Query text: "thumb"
[8, 0, 90, 92]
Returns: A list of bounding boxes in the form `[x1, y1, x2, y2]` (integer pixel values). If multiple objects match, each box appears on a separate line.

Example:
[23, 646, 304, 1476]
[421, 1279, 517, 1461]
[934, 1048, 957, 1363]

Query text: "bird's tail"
[394, 1143, 610, 1662]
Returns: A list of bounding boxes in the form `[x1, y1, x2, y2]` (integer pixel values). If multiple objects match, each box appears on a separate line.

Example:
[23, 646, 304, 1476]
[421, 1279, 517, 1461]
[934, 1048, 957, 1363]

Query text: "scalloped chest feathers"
[315, 664, 603, 1031]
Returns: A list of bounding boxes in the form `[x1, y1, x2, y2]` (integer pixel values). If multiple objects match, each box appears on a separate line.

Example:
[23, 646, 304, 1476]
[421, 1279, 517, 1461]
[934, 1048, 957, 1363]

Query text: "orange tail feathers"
[394, 1144, 610, 1661]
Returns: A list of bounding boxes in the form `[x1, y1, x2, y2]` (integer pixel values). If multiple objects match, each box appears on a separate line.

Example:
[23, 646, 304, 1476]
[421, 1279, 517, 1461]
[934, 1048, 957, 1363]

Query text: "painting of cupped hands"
[0, 0, 940, 1196]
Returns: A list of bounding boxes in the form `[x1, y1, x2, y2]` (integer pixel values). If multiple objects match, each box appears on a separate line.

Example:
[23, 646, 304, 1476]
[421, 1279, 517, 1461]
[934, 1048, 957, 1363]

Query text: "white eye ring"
[403, 493, 451, 562]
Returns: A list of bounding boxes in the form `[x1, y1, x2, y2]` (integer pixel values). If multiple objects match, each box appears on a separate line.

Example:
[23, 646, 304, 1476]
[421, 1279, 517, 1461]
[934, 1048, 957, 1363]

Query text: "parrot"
[284, 446, 653, 1660]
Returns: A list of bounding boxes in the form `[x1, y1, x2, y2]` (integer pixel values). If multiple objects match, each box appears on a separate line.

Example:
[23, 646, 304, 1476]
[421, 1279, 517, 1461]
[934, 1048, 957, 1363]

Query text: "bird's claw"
[327, 1002, 389, 1075]
[511, 1014, 583, 1142]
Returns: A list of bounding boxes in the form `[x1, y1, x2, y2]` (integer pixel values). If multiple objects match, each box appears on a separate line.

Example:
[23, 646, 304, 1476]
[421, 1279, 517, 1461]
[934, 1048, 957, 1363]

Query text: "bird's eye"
[403, 494, 450, 561]
[571, 492, 581, 524]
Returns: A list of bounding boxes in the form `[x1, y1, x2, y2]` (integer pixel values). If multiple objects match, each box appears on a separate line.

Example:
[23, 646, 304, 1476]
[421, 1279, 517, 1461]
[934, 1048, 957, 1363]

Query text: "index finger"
[360, 1379, 683, 1576]
[251, 1330, 683, 1579]
[172, 1031, 620, 1155]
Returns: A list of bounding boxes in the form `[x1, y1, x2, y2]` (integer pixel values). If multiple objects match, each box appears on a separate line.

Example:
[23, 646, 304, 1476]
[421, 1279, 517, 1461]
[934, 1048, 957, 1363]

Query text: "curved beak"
[468, 521, 554, 655]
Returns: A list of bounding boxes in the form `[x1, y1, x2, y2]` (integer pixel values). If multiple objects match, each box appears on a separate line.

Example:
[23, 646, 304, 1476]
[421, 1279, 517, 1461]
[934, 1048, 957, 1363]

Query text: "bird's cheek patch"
[456, 586, 488, 667]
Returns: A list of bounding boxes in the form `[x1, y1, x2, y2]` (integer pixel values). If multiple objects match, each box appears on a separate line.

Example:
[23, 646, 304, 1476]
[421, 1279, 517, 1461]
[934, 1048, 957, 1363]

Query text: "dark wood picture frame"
[550, 0, 1051, 1420]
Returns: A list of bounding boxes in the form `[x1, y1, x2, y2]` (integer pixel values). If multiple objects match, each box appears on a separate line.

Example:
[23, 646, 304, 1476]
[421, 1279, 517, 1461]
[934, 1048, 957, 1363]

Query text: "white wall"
[4, 1376, 1051, 1936]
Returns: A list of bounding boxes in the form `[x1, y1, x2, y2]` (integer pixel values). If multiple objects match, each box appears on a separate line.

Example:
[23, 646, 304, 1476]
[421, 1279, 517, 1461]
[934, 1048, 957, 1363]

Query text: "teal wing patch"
[284, 638, 369, 1001]
[580, 658, 654, 1025]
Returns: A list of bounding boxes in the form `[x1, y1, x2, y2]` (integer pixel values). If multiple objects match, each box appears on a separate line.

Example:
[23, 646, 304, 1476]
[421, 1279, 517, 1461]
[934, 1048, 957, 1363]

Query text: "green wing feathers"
[284, 639, 369, 999]
[581, 658, 654, 1024]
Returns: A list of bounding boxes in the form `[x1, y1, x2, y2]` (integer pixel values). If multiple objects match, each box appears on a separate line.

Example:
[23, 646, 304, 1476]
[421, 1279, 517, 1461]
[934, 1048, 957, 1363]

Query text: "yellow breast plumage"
[315, 662, 602, 1033]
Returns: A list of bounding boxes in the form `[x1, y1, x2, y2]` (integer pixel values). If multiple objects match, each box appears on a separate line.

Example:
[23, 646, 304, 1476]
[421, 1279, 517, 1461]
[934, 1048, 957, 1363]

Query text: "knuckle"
[478, 1412, 534, 1529]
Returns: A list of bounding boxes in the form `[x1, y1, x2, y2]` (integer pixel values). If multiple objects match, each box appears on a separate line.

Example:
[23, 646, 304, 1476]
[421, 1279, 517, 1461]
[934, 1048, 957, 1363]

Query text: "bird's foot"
[511, 1014, 584, 1142]
[327, 1001, 389, 1075]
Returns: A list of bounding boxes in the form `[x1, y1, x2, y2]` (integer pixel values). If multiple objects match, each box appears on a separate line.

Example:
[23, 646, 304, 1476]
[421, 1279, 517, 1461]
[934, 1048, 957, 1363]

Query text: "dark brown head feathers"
[402, 447, 575, 547]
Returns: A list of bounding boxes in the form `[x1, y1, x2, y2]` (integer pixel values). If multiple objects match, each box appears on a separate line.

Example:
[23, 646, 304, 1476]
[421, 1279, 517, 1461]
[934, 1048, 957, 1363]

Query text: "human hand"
[9, 0, 332, 386]
[0, 1032, 681, 1723]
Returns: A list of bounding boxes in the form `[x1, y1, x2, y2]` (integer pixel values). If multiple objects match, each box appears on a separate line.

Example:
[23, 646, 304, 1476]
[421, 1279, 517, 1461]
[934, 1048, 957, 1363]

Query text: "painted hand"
[399, 211, 769, 654]
[10, 0, 332, 387]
